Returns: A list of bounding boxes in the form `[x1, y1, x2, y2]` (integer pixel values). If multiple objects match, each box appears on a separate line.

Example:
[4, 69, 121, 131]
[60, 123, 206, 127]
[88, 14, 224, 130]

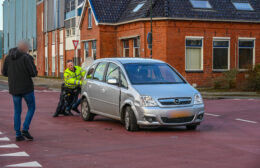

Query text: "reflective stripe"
[74, 80, 77, 85]
[78, 80, 81, 85]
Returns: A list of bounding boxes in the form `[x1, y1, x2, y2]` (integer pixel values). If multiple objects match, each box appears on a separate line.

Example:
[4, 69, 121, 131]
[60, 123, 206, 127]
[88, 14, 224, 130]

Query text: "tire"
[124, 106, 139, 132]
[81, 98, 95, 121]
[186, 125, 198, 130]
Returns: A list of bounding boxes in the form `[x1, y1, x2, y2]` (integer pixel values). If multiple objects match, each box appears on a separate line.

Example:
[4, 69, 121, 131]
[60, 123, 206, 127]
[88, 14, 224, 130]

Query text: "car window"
[86, 64, 97, 79]
[93, 62, 107, 81]
[106, 63, 119, 82]
[124, 63, 185, 85]
[120, 71, 128, 88]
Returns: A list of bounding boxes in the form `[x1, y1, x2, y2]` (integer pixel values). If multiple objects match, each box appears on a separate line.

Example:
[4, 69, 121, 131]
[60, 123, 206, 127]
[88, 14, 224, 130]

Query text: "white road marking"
[205, 113, 220, 117]
[0, 152, 29, 157]
[235, 118, 258, 124]
[0, 137, 10, 141]
[5, 161, 42, 167]
[0, 144, 19, 148]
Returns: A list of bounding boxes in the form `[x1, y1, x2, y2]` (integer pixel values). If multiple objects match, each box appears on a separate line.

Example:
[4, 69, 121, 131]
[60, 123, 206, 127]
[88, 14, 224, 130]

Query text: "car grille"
[161, 116, 194, 124]
[158, 98, 192, 105]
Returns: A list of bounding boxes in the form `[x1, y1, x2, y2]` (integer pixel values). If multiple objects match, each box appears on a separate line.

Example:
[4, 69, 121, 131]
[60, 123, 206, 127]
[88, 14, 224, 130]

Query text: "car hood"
[132, 84, 198, 99]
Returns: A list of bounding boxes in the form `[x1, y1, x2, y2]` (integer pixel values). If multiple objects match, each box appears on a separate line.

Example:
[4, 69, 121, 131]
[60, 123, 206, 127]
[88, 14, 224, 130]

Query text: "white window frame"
[84, 42, 89, 61]
[92, 41, 97, 60]
[123, 40, 130, 57]
[133, 38, 140, 57]
[212, 37, 230, 72]
[185, 36, 204, 71]
[238, 37, 256, 71]
[88, 8, 92, 28]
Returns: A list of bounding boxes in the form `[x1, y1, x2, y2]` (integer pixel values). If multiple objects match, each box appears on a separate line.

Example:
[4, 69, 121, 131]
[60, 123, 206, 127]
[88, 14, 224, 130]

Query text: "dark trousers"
[66, 87, 81, 111]
[12, 91, 35, 137]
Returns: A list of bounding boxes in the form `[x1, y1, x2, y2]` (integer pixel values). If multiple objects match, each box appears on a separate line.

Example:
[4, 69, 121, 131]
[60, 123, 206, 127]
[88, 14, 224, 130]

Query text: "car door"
[87, 62, 107, 113]
[100, 63, 121, 117]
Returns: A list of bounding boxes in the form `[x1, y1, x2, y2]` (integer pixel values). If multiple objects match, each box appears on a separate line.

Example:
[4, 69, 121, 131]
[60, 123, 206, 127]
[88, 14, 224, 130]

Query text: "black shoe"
[22, 131, 34, 141]
[53, 112, 59, 117]
[72, 108, 80, 114]
[65, 110, 74, 116]
[16, 136, 25, 142]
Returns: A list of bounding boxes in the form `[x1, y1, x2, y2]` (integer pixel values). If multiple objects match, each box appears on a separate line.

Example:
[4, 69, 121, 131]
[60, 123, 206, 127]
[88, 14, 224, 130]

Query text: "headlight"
[141, 96, 158, 107]
[194, 94, 203, 105]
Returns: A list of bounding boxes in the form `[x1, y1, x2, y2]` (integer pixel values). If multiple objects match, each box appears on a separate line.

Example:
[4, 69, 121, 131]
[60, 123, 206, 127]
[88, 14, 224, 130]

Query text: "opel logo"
[174, 99, 180, 104]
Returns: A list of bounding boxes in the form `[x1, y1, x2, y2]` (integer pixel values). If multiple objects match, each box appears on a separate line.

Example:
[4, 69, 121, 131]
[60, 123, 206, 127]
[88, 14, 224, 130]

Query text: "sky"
[0, 0, 3, 30]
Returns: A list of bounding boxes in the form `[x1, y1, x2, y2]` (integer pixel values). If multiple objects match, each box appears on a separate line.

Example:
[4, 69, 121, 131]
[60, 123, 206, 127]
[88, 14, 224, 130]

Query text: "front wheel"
[186, 125, 198, 130]
[124, 106, 139, 132]
[81, 98, 95, 121]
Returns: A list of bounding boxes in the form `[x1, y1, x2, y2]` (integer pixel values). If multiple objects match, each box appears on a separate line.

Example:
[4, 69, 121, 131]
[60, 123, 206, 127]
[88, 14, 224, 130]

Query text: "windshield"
[124, 63, 186, 85]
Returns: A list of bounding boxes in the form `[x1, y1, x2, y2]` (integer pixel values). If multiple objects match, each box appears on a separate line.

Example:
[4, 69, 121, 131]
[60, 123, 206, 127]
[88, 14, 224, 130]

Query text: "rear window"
[93, 62, 107, 81]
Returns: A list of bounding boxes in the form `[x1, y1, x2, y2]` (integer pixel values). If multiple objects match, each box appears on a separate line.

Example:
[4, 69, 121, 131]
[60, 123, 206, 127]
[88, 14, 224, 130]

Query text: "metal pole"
[150, 0, 152, 59]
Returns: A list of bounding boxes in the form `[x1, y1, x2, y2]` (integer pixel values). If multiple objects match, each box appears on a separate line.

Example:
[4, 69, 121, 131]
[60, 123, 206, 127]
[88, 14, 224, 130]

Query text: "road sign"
[73, 40, 79, 50]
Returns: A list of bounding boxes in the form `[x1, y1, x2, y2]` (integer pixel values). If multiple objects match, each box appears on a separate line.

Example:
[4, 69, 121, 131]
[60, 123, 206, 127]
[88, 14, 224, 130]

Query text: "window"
[123, 40, 129, 57]
[120, 71, 128, 88]
[71, 28, 75, 36]
[238, 39, 255, 69]
[133, 3, 145, 12]
[190, 0, 212, 9]
[45, 46, 48, 74]
[60, 30, 63, 43]
[133, 38, 140, 57]
[93, 62, 107, 81]
[52, 31, 55, 44]
[185, 38, 203, 71]
[232, 2, 254, 11]
[52, 56, 55, 73]
[106, 63, 119, 83]
[60, 56, 64, 73]
[86, 64, 97, 79]
[88, 8, 92, 28]
[213, 39, 229, 70]
[124, 63, 185, 85]
[84, 42, 89, 59]
[45, 34, 48, 46]
[92, 41, 97, 60]
[66, 29, 70, 37]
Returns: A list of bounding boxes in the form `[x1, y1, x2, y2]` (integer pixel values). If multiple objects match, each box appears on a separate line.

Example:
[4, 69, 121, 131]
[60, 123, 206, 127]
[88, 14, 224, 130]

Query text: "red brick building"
[38, 0, 260, 87]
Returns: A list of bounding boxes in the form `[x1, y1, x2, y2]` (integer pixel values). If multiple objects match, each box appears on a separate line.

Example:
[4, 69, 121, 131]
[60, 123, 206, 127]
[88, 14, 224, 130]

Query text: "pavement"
[0, 81, 259, 168]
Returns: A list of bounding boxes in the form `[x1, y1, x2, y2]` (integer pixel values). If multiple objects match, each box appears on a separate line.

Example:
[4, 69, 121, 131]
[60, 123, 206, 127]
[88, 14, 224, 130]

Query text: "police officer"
[53, 60, 86, 117]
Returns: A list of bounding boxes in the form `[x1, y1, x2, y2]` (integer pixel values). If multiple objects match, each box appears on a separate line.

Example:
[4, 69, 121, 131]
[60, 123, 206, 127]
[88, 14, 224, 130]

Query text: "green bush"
[223, 69, 238, 89]
[212, 69, 238, 89]
[247, 64, 260, 91]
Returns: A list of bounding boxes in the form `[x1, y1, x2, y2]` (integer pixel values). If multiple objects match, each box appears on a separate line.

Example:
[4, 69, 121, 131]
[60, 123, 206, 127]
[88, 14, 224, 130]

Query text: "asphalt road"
[0, 82, 259, 168]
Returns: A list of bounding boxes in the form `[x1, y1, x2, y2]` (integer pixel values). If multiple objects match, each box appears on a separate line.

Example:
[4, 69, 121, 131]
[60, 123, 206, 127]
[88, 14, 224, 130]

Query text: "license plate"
[168, 111, 193, 118]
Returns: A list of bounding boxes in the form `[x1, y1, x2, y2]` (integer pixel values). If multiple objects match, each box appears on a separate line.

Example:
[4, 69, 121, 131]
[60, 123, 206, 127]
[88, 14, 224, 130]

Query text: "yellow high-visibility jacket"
[64, 66, 86, 89]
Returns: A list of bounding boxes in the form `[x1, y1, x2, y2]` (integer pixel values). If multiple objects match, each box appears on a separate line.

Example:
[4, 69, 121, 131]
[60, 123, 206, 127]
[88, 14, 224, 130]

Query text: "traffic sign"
[72, 40, 79, 50]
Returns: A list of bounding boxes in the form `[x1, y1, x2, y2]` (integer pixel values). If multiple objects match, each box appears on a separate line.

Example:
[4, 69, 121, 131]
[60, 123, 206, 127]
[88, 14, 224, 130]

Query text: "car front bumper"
[135, 104, 205, 126]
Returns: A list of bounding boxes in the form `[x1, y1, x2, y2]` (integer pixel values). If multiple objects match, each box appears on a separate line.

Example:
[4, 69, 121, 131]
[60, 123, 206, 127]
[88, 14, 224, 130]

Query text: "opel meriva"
[81, 58, 204, 131]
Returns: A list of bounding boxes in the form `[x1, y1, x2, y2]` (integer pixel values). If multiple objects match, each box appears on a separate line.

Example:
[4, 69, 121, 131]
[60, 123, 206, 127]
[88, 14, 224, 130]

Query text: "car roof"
[97, 58, 165, 64]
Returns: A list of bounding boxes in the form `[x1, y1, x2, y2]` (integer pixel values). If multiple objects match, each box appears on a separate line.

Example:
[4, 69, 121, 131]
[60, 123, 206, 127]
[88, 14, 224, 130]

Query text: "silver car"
[81, 58, 204, 131]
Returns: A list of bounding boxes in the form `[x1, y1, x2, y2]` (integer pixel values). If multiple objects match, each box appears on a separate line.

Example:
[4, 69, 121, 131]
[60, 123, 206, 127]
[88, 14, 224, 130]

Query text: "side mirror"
[107, 78, 119, 85]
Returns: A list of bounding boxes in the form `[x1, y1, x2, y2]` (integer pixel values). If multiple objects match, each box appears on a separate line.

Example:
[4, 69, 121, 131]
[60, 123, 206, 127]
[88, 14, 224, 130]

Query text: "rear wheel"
[124, 106, 139, 132]
[81, 98, 95, 121]
[186, 125, 198, 130]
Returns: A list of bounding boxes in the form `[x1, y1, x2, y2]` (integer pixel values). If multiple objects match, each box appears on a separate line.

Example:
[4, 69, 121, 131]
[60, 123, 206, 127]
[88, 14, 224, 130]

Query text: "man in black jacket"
[2, 41, 38, 141]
